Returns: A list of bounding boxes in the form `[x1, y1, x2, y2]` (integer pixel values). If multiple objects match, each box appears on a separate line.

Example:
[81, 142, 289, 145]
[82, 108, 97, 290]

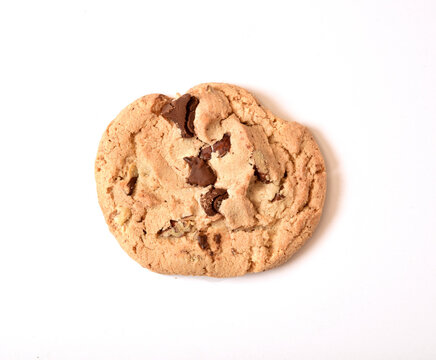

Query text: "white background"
[1, 0, 435, 359]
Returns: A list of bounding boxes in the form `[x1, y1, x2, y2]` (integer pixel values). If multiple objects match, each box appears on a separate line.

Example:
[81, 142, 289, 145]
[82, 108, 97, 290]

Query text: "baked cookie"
[95, 83, 326, 277]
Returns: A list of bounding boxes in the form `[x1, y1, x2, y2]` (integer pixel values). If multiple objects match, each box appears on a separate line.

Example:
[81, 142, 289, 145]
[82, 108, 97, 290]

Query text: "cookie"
[95, 83, 326, 277]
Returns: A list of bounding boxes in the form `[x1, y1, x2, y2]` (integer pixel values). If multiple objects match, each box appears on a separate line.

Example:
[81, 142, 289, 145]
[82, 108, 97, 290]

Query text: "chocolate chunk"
[198, 134, 231, 161]
[213, 234, 221, 245]
[161, 94, 199, 138]
[197, 234, 209, 250]
[183, 157, 217, 187]
[254, 166, 270, 183]
[125, 176, 137, 195]
[212, 134, 231, 157]
[200, 187, 229, 216]
[186, 96, 198, 135]
[199, 146, 212, 160]
[212, 192, 228, 212]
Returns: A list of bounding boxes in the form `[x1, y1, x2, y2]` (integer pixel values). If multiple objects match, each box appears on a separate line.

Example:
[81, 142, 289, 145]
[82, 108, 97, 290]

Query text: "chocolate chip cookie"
[95, 83, 326, 277]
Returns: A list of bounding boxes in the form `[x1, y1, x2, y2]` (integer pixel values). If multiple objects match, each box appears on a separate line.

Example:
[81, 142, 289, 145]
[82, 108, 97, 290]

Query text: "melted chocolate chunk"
[213, 234, 221, 245]
[212, 134, 231, 157]
[183, 157, 217, 187]
[197, 234, 209, 250]
[125, 176, 137, 195]
[161, 94, 199, 138]
[213, 192, 228, 212]
[254, 166, 271, 183]
[199, 146, 212, 160]
[200, 188, 229, 216]
[186, 96, 198, 135]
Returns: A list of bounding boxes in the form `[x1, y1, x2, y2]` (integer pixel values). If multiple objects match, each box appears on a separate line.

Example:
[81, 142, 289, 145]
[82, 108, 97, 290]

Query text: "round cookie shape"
[95, 83, 326, 277]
